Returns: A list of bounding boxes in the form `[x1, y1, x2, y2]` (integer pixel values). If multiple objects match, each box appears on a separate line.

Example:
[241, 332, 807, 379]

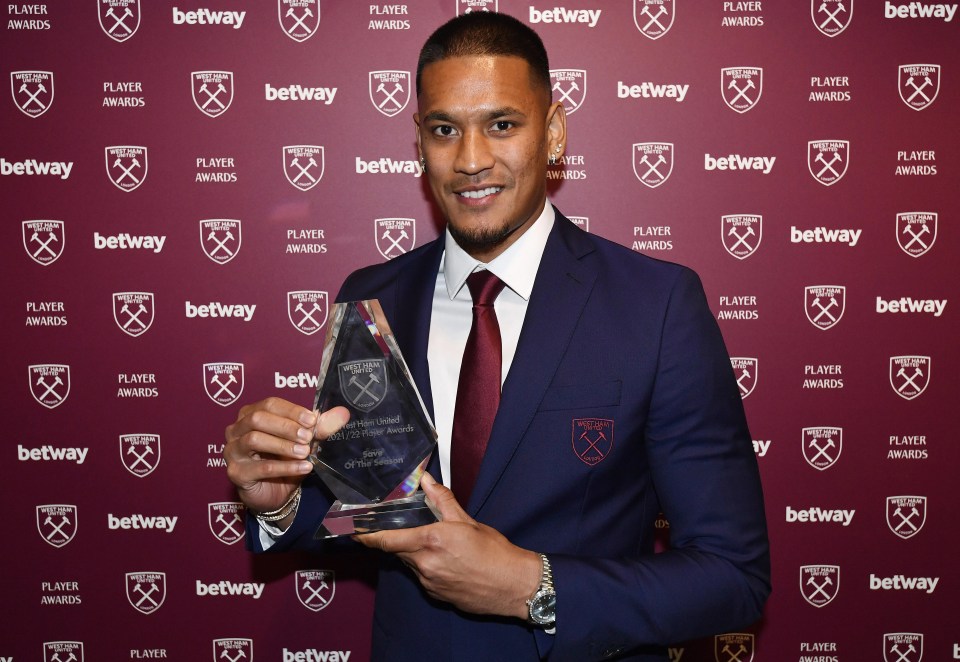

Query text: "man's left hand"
[354, 473, 541, 619]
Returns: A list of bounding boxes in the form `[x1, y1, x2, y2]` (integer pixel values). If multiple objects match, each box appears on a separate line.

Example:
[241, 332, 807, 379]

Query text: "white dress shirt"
[428, 201, 555, 487]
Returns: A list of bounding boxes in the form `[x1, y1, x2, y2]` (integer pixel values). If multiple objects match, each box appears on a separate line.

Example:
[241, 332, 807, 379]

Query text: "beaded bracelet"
[253, 486, 302, 523]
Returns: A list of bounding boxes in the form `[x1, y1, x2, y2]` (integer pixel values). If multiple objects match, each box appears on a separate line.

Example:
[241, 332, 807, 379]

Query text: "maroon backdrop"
[2, 1, 958, 661]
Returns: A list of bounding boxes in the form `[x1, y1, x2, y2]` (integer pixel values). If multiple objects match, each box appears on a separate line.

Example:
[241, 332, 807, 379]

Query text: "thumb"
[421, 472, 471, 523]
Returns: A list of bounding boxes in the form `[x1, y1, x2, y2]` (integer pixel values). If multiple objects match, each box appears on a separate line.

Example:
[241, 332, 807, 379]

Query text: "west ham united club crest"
[800, 565, 839, 608]
[106, 145, 148, 192]
[204, 362, 244, 407]
[802, 427, 842, 471]
[208, 502, 246, 545]
[11, 70, 53, 118]
[296, 570, 334, 611]
[897, 212, 936, 258]
[899, 64, 940, 111]
[30, 364, 70, 409]
[633, 143, 673, 188]
[22, 220, 65, 266]
[572, 418, 614, 466]
[568, 216, 589, 232]
[808, 140, 849, 186]
[722, 215, 761, 259]
[376, 218, 416, 259]
[812, 0, 852, 37]
[805, 285, 845, 330]
[214, 639, 254, 662]
[283, 145, 324, 191]
[886, 495, 927, 539]
[550, 69, 587, 115]
[279, 0, 320, 42]
[339, 360, 388, 411]
[889, 355, 930, 400]
[192, 71, 234, 118]
[120, 434, 160, 478]
[200, 219, 242, 264]
[37, 504, 78, 548]
[369, 71, 411, 118]
[288, 290, 328, 335]
[98, 0, 140, 42]
[44, 642, 84, 662]
[126, 572, 166, 615]
[113, 291, 155, 338]
[884, 633, 923, 662]
[721, 68, 762, 114]
[634, 0, 674, 40]
[457, 0, 498, 15]
[714, 633, 754, 662]
[730, 357, 757, 399]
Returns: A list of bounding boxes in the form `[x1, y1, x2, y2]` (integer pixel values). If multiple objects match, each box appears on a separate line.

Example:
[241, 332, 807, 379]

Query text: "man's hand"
[355, 473, 541, 619]
[224, 397, 349, 526]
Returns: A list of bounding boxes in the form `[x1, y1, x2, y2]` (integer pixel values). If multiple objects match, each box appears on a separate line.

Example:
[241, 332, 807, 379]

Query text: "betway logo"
[18, 444, 88, 464]
[752, 439, 771, 457]
[283, 650, 352, 662]
[185, 301, 256, 321]
[196, 580, 265, 599]
[172, 7, 246, 28]
[791, 226, 861, 246]
[265, 84, 337, 105]
[869, 573, 939, 593]
[108, 513, 178, 533]
[704, 153, 775, 173]
[885, 1, 957, 21]
[785, 506, 855, 526]
[529, 6, 601, 27]
[275, 372, 320, 389]
[617, 81, 689, 102]
[876, 296, 947, 317]
[94, 232, 166, 253]
[356, 157, 422, 177]
[1, 158, 73, 179]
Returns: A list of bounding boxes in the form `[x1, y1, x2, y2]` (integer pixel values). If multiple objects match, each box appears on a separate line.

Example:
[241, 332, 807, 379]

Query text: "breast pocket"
[537, 380, 622, 412]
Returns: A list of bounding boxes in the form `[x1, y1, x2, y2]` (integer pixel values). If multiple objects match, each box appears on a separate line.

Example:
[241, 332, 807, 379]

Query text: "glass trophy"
[309, 300, 440, 538]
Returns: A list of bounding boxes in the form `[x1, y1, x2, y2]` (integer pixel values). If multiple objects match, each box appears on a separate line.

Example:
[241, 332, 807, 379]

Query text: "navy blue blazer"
[252, 211, 770, 661]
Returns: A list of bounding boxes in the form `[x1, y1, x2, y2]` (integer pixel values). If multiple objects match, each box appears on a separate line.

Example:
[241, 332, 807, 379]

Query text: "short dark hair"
[416, 12, 551, 104]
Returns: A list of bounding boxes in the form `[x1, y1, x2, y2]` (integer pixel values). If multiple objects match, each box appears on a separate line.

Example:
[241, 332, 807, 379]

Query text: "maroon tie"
[451, 270, 506, 505]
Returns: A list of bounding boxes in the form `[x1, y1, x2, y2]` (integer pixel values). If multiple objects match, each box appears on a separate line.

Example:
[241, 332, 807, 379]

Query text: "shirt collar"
[442, 200, 556, 301]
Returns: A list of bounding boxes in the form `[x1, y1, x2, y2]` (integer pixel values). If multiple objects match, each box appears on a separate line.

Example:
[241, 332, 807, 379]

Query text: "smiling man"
[224, 12, 770, 662]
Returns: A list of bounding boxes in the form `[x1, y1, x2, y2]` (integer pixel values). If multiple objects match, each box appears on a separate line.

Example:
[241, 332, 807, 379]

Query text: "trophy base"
[315, 491, 440, 539]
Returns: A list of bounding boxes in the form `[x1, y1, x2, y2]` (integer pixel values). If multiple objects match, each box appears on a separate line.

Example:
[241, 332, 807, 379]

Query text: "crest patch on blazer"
[572, 418, 613, 465]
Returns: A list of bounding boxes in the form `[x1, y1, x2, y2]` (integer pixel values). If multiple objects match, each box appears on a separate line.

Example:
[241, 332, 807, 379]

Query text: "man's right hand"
[224, 397, 350, 528]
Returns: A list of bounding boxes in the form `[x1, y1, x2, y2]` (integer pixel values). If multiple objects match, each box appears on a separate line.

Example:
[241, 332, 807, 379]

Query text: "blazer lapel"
[389, 239, 443, 422]
[468, 214, 598, 514]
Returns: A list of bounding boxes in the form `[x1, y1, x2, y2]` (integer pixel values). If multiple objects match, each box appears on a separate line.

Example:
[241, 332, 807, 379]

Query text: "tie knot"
[466, 270, 505, 306]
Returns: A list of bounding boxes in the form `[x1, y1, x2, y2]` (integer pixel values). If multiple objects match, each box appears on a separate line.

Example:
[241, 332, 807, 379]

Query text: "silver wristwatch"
[526, 553, 557, 633]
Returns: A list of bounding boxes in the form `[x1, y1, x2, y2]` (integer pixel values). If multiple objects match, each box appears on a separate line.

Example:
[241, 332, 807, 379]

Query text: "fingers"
[420, 472, 470, 523]
[314, 406, 350, 440]
[231, 397, 317, 447]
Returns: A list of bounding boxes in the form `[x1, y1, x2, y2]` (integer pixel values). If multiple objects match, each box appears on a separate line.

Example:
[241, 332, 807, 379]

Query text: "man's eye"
[433, 125, 457, 137]
[492, 121, 513, 132]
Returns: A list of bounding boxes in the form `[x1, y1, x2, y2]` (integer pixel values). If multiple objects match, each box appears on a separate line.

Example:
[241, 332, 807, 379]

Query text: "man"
[225, 12, 769, 662]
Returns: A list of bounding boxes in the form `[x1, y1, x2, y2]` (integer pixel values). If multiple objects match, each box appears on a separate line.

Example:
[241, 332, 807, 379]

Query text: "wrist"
[526, 552, 557, 633]
[251, 486, 301, 527]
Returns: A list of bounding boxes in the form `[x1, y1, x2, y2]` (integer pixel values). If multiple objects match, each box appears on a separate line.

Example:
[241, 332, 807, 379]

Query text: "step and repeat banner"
[2, 1, 958, 660]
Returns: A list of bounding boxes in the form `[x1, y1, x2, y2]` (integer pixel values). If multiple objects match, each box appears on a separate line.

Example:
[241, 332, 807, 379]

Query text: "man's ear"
[545, 101, 567, 159]
[414, 112, 423, 159]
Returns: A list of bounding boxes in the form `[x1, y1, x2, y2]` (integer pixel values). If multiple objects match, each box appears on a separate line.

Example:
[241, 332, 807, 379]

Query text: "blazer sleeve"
[547, 268, 771, 661]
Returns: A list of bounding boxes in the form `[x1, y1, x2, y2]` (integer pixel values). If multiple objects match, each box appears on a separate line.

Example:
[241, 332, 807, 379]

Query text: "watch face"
[530, 592, 556, 624]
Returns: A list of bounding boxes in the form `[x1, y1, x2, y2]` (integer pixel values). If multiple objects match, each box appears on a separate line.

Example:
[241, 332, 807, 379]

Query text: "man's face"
[415, 55, 565, 261]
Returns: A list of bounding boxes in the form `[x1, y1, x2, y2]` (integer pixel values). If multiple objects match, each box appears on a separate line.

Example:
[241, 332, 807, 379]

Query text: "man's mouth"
[457, 186, 503, 200]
